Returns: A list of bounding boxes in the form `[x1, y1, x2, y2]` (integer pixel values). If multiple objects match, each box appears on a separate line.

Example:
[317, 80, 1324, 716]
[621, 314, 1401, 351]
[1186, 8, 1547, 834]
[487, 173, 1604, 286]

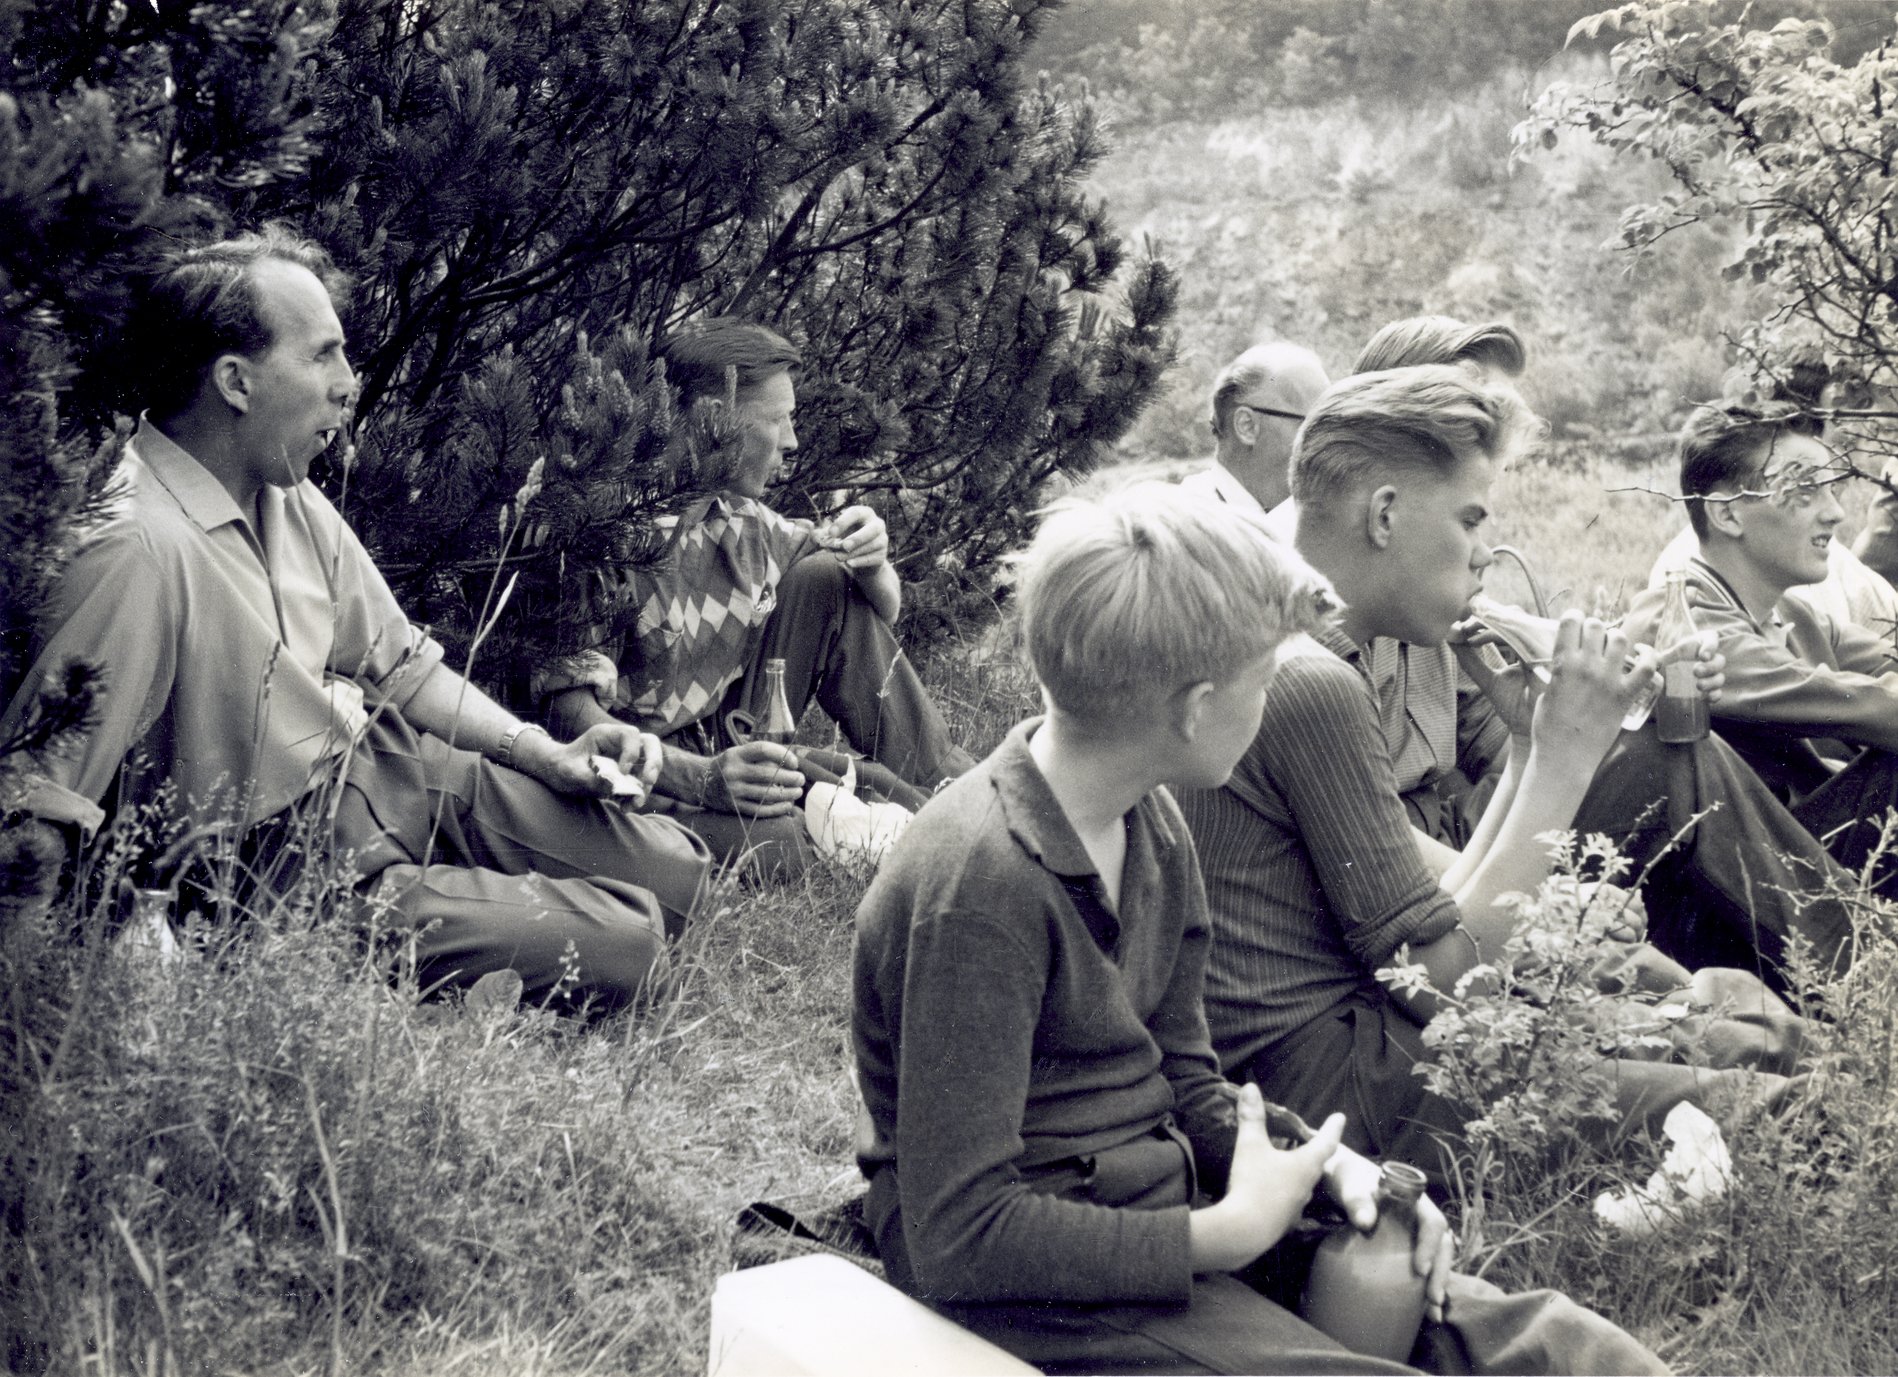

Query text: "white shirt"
[1180, 460, 1300, 543]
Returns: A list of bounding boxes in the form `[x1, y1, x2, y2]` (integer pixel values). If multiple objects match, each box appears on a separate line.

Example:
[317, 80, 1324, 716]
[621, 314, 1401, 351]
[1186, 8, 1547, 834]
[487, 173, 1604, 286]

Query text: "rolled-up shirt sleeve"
[322, 513, 443, 711]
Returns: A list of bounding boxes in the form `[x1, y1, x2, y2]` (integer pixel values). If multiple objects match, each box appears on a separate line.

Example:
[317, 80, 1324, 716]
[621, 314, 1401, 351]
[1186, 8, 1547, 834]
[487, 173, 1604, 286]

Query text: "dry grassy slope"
[1076, 67, 1886, 612]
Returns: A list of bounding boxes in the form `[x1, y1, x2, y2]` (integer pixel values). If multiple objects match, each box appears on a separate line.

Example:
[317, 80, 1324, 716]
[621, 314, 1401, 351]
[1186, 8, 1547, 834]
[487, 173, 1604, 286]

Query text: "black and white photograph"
[2, 1, 1894, 1372]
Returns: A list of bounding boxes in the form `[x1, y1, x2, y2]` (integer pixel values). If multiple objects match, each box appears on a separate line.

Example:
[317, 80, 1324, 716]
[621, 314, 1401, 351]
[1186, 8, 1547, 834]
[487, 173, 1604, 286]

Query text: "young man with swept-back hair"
[0, 225, 711, 1012]
[1177, 367, 1830, 1182]
[1334, 317, 1532, 850]
[543, 317, 973, 875]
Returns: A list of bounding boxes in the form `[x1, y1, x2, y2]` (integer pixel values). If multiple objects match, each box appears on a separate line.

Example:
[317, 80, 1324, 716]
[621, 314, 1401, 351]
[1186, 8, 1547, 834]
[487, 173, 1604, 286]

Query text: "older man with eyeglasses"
[1182, 342, 1330, 541]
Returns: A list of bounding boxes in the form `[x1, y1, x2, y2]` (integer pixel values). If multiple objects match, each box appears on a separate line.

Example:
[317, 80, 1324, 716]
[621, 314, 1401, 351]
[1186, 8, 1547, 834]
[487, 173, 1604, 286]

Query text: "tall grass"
[0, 644, 1041, 1375]
[1436, 862, 1898, 1376]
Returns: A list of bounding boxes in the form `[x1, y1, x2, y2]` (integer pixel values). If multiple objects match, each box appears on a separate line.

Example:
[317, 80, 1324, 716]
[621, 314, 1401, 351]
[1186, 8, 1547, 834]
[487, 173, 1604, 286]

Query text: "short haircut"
[1009, 467, 1336, 726]
[1678, 402, 1814, 540]
[1352, 315, 1526, 378]
[1208, 343, 1322, 439]
[128, 223, 350, 421]
[1290, 366, 1535, 516]
[659, 317, 801, 408]
[1210, 351, 1273, 439]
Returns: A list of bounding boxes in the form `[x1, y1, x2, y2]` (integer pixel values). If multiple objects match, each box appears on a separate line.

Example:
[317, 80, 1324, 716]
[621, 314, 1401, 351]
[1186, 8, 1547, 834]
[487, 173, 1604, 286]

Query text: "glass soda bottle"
[1654, 569, 1710, 744]
[1300, 1161, 1430, 1363]
[755, 657, 799, 745]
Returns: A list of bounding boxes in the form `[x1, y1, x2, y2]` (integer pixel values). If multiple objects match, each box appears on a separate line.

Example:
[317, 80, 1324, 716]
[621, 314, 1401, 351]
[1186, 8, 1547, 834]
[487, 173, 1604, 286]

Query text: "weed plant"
[1402, 831, 1898, 1375]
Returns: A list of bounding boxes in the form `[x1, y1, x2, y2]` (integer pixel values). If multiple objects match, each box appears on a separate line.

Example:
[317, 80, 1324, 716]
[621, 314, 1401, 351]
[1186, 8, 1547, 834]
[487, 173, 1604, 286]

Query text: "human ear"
[1174, 680, 1217, 741]
[1705, 491, 1747, 539]
[1365, 484, 1400, 550]
[211, 353, 253, 414]
[1230, 407, 1259, 447]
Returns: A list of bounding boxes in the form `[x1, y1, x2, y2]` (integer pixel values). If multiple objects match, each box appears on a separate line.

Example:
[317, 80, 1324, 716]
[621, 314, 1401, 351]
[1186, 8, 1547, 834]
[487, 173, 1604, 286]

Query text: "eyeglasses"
[1234, 402, 1308, 425]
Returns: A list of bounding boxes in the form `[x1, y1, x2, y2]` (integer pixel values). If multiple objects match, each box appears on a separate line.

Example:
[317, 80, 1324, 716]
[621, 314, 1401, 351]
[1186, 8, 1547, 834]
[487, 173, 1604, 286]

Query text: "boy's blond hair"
[1010, 468, 1337, 725]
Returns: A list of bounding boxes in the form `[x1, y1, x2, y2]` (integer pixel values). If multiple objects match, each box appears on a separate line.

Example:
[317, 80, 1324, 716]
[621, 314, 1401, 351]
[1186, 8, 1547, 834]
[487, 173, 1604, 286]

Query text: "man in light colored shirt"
[1180, 341, 1329, 544]
[1624, 403, 1898, 886]
[0, 226, 710, 1012]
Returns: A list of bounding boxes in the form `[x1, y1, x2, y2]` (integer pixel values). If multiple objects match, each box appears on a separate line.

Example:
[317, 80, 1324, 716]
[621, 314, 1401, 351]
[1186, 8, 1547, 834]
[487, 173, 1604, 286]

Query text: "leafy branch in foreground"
[1379, 833, 1657, 1180]
[1520, 1, 1898, 481]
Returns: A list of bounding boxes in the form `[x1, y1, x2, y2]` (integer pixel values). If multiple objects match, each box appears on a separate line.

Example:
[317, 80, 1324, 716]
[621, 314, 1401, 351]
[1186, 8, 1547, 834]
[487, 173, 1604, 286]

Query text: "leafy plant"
[1380, 834, 1666, 1184]
[1522, 1, 1898, 480]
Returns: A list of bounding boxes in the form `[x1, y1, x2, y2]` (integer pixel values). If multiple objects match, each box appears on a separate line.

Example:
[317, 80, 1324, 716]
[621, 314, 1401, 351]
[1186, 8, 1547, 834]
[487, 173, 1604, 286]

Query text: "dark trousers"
[1413, 727, 1857, 986]
[332, 713, 711, 1012]
[664, 553, 975, 873]
[1728, 736, 1898, 897]
[864, 1147, 1664, 1376]
[1568, 728, 1856, 983]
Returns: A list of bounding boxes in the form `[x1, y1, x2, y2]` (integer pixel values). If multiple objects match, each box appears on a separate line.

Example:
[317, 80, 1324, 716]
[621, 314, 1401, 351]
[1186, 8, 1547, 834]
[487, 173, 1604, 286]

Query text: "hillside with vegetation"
[1040, 0, 1894, 609]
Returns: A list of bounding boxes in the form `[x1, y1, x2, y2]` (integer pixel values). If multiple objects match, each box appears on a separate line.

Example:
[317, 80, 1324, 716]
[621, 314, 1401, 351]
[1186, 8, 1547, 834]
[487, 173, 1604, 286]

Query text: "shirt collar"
[986, 717, 1181, 878]
[1203, 458, 1267, 515]
[132, 417, 250, 533]
[1313, 620, 1367, 674]
[1686, 556, 1783, 634]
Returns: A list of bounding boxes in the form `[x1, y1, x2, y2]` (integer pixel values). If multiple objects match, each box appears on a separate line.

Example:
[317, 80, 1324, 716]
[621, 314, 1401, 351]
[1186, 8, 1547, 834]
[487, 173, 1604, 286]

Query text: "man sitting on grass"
[1335, 316, 1526, 848]
[1181, 340, 1330, 541]
[1624, 403, 1898, 887]
[852, 472, 1666, 1375]
[544, 318, 973, 876]
[0, 226, 711, 1013]
[1177, 368, 1822, 1184]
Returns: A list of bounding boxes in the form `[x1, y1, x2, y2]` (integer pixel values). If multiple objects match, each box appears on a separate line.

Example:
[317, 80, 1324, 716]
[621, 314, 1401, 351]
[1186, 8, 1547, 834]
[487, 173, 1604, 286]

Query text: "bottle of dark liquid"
[1301, 1161, 1430, 1363]
[1655, 569, 1710, 744]
[755, 657, 799, 745]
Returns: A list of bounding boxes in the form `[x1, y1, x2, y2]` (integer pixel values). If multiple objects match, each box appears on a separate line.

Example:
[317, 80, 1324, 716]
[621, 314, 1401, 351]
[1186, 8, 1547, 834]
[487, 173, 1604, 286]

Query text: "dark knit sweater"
[853, 719, 1237, 1306]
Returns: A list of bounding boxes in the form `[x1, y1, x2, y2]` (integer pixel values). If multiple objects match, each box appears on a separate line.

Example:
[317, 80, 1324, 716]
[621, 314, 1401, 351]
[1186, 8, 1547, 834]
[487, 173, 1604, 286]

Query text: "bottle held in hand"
[1300, 1161, 1430, 1363]
[756, 657, 799, 745]
[1654, 569, 1710, 744]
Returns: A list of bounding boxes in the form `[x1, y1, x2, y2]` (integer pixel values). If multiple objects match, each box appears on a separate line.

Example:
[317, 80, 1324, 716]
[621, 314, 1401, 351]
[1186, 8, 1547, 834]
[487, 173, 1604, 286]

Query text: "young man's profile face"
[1381, 450, 1497, 647]
[727, 369, 799, 500]
[238, 259, 357, 489]
[1731, 432, 1844, 591]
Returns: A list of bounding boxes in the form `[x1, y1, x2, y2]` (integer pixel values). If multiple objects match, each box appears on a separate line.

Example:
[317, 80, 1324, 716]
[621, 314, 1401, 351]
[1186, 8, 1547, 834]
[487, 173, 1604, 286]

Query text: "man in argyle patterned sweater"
[544, 318, 974, 874]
